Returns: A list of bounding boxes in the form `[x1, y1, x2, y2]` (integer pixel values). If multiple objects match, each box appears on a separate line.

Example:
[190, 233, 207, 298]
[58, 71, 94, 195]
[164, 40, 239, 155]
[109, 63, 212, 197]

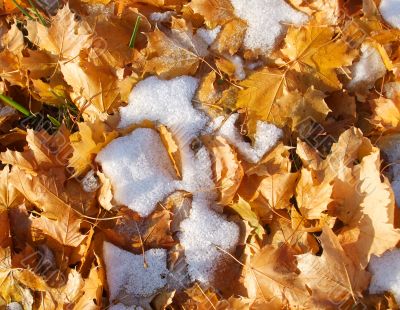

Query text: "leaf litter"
[0, 0, 400, 309]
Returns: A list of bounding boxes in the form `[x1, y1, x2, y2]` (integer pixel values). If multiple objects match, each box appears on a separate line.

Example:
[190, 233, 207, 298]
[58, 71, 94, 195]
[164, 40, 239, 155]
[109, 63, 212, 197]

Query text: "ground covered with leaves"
[1, 0, 400, 309]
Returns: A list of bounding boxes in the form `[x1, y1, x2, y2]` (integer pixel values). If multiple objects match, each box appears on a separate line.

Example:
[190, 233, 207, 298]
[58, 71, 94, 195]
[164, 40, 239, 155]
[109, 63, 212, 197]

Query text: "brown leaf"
[189, 0, 235, 28]
[60, 60, 121, 114]
[144, 19, 207, 78]
[27, 4, 92, 60]
[213, 19, 246, 55]
[203, 135, 244, 205]
[297, 226, 370, 305]
[69, 117, 118, 177]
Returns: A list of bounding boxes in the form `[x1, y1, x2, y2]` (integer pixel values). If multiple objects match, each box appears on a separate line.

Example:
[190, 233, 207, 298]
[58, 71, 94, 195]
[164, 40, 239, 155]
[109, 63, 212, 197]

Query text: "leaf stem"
[0, 93, 31, 116]
[128, 16, 141, 49]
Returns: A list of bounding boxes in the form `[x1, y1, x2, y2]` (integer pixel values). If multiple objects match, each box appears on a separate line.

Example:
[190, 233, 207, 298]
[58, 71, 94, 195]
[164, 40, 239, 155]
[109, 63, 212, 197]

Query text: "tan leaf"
[257, 172, 299, 210]
[236, 67, 286, 133]
[230, 196, 263, 238]
[204, 135, 244, 205]
[213, 19, 246, 55]
[371, 96, 400, 131]
[158, 125, 182, 179]
[144, 19, 207, 78]
[2, 22, 24, 54]
[27, 4, 92, 60]
[296, 168, 333, 220]
[60, 60, 121, 114]
[297, 226, 370, 305]
[244, 244, 309, 308]
[282, 24, 357, 90]
[189, 0, 235, 28]
[338, 149, 400, 267]
[32, 206, 86, 247]
[69, 118, 118, 177]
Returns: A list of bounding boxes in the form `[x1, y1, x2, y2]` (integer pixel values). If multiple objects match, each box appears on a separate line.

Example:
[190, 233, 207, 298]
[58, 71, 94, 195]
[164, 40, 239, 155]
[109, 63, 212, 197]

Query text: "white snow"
[217, 113, 283, 163]
[150, 11, 174, 22]
[109, 304, 143, 310]
[369, 249, 400, 303]
[6, 303, 23, 310]
[226, 55, 246, 80]
[81, 170, 99, 192]
[348, 43, 386, 91]
[196, 26, 221, 46]
[98, 76, 242, 286]
[96, 129, 179, 217]
[179, 198, 240, 283]
[379, 136, 400, 206]
[103, 242, 168, 301]
[380, 0, 400, 29]
[230, 0, 308, 53]
[119, 76, 206, 145]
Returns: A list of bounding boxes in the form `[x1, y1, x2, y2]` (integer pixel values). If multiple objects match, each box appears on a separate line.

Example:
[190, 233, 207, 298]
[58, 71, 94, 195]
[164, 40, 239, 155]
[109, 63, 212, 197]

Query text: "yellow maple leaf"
[236, 67, 286, 132]
[189, 0, 235, 28]
[282, 24, 357, 90]
[69, 118, 118, 177]
[144, 19, 207, 78]
[27, 4, 92, 60]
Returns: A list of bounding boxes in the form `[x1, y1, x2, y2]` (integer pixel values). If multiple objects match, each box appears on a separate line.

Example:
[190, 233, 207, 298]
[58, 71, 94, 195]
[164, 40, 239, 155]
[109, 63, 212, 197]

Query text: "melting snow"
[196, 26, 221, 46]
[230, 0, 308, 53]
[99, 75, 281, 292]
[379, 0, 400, 29]
[369, 249, 400, 303]
[103, 242, 168, 301]
[217, 113, 283, 163]
[180, 198, 240, 283]
[348, 43, 386, 91]
[96, 128, 178, 217]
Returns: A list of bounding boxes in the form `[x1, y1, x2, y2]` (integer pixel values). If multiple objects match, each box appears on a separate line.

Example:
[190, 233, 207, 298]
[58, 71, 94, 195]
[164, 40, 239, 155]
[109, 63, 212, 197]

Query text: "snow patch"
[380, 0, 400, 29]
[96, 129, 179, 217]
[217, 113, 283, 163]
[103, 242, 168, 300]
[230, 0, 308, 53]
[196, 26, 221, 46]
[369, 249, 400, 303]
[348, 43, 386, 91]
[179, 198, 240, 283]
[98, 76, 251, 286]
[150, 11, 174, 22]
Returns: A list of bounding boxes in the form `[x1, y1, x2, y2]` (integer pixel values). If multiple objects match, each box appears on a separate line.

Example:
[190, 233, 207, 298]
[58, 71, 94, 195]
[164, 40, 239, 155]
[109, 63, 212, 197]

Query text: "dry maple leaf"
[203, 135, 244, 205]
[257, 172, 299, 210]
[236, 67, 286, 133]
[0, 126, 71, 175]
[282, 24, 357, 90]
[297, 226, 370, 305]
[371, 96, 400, 131]
[27, 4, 92, 60]
[0, 247, 34, 308]
[2, 22, 24, 54]
[213, 18, 247, 55]
[230, 196, 264, 238]
[60, 60, 121, 114]
[270, 86, 331, 134]
[189, 0, 235, 28]
[243, 244, 309, 308]
[338, 148, 400, 268]
[69, 118, 118, 177]
[0, 50, 25, 87]
[144, 19, 207, 78]
[296, 168, 333, 220]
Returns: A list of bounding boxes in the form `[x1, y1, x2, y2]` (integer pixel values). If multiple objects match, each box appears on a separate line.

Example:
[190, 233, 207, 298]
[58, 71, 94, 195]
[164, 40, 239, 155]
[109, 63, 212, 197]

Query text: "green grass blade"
[27, 0, 48, 26]
[10, 0, 35, 20]
[0, 93, 31, 117]
[47, 114, 61, 127]
[129, 16, 141, 49]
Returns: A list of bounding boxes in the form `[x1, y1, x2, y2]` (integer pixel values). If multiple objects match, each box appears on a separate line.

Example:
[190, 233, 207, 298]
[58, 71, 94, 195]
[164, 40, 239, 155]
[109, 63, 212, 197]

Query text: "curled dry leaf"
[203, 135, 243, 205]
